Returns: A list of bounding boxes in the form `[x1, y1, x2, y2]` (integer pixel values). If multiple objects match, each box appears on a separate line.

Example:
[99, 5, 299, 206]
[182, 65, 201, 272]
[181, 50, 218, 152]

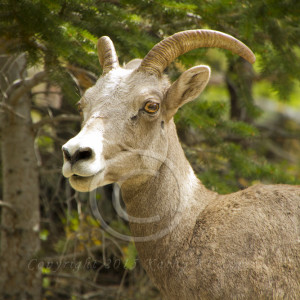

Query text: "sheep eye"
[144, 101, 159, 114]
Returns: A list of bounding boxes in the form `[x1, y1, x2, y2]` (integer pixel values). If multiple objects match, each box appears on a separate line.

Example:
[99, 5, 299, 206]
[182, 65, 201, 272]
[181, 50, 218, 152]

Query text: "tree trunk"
[0, 54, 41, 299]
[225, 58, 255, 122]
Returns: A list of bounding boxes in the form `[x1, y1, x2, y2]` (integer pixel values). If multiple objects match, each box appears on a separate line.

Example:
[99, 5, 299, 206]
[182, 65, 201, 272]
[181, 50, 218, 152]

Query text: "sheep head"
[62, 30, 255, 192]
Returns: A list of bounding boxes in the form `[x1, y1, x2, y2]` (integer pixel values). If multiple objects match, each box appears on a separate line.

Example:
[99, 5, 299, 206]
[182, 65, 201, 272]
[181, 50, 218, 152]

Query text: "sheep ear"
[124, 59, 142, 70]
[163, 65, 210, 121]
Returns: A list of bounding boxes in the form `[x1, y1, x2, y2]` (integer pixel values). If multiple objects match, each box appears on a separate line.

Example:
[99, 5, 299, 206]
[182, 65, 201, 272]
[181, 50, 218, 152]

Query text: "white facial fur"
[62, 67, 170, 192]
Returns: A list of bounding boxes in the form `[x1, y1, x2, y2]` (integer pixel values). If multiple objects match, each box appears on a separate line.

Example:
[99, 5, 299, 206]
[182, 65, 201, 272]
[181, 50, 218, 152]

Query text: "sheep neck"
[120, 121, 215, 275]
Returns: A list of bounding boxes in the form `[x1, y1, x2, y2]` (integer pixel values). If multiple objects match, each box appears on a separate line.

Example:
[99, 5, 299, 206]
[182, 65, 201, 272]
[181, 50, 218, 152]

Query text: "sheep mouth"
[71, 168, 104, 180]
[72, 174, 93, 179]
[70, 174, 94, 185]
[72, 174, 85, 178]
[69, 168, 106, 192]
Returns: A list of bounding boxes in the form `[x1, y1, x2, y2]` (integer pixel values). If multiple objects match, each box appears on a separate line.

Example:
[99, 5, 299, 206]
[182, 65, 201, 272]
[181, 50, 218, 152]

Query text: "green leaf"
[123, 243, 138, 270]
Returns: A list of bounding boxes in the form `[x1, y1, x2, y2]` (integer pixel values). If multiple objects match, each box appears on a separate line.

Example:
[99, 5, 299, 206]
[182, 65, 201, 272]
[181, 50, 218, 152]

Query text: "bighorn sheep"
[62, 30, 300, 299]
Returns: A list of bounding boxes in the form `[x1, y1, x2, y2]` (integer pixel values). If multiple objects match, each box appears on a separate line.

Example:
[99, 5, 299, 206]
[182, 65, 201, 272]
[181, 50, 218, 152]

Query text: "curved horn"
[97, 36, 119, 74]
[137, 30, 256, 76]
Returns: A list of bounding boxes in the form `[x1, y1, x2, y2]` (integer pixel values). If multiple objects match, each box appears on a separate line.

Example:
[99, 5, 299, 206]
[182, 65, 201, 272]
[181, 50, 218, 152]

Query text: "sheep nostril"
[62, 147, 71, 161]
[62, 147, 93, 165]
[71, 147, 93, 164]
[77, 148, 93, 161]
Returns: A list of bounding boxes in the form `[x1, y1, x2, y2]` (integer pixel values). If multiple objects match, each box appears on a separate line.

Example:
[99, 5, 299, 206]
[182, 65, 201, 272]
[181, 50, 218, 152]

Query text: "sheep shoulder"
[186, 184, 300, 299]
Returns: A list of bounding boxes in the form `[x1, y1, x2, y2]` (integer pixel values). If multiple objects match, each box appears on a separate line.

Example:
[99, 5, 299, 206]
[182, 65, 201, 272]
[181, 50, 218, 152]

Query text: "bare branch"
[0, 200, 17, 216]
[43, 245, 103, 263]
[117, 269, 128, 300]
[8, 71, 47, 106]
[81, 289, 121, 299]
[0, 102, 26, 119]
[44, 272, 114, 290]
[33, 114, 81, 129]
[31, 91, 62, 97]
[263, 140, 298, 163]
[36, 131, 66, 144]
[43, 286, 122, 300]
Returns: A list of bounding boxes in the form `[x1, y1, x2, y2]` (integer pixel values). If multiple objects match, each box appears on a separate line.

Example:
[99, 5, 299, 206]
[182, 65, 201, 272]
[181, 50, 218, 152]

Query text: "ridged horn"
[97, 36, 119, 74]
[137, 30, 256, 76]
